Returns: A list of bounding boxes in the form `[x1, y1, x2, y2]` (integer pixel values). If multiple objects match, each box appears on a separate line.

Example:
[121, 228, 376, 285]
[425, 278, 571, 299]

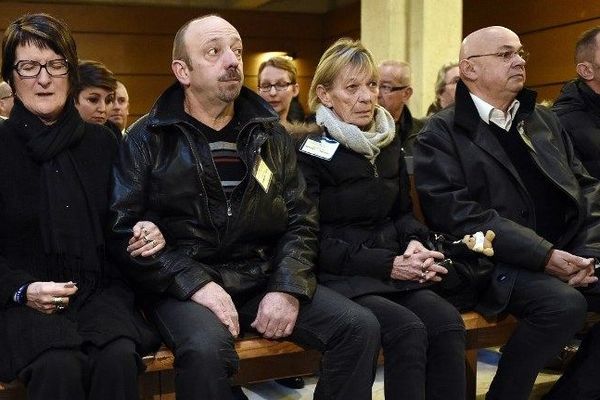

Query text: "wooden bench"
[0, 310, 519, 400]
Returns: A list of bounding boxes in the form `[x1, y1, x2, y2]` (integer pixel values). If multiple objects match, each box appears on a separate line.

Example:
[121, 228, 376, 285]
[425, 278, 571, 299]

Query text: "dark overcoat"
[414, 81, 600, 315]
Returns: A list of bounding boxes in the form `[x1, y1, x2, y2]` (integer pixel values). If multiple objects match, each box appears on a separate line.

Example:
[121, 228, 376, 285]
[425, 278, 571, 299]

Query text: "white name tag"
[300, 136, 340, 161]
[253, 155, 273, 193]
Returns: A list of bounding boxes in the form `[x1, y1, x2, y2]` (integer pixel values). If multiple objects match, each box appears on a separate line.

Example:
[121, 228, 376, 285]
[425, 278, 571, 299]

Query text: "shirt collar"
[469, 93, 520, 131]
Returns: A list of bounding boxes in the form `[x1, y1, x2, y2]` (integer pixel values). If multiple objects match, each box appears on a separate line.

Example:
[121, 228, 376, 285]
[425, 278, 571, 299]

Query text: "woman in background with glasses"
[257, 56, 305, 123]
[0, 13, 163, 400]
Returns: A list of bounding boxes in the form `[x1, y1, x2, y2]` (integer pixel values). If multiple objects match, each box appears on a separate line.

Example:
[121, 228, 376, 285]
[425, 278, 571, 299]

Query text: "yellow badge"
[253, 155, 273, 193]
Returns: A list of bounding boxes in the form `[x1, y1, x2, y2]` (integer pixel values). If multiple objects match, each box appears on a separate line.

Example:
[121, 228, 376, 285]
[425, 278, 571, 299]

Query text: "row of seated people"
[2, 11, 600, 400]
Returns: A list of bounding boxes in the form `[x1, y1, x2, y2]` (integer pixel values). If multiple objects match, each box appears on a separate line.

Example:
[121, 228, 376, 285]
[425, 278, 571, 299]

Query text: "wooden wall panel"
[0, 1, 333, 123]
[464, 0, 600, 102]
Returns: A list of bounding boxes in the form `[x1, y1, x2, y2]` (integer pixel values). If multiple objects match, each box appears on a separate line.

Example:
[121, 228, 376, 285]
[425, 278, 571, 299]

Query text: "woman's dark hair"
[75, 60, 117, 97]
[1, 13, 79, 94]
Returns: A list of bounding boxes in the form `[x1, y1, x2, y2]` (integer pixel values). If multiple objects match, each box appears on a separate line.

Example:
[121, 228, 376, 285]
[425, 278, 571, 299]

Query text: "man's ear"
[576, 62, 594, 81]
[316, 84, 332, 107]
[172, 60, 191, 86]
[403, 86, 413, 101]
[459, 59, 477, 82]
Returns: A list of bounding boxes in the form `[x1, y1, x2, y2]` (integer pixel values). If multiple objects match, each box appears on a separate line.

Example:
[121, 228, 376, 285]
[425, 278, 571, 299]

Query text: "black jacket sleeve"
[108, 130, 214, 300]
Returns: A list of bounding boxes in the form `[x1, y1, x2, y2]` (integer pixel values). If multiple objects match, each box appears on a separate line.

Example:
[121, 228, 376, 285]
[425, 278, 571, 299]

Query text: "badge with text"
[299, 136, 340, 161]
[253, 155, 273, 193]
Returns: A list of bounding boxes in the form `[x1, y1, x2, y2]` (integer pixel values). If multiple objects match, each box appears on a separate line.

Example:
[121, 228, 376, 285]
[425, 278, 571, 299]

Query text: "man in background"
[377, 60, 423, 154]
[108, 80, 130, 133]
[0, 81, 14, 119]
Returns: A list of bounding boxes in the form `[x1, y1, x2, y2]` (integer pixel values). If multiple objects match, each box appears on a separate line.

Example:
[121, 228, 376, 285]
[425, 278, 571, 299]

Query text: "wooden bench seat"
[0, 311, 520, 400]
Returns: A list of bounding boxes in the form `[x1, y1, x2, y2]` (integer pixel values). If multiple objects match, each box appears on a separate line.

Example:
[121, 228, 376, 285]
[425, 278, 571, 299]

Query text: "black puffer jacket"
[109, 83, 318, 301]
[296, 123, 429, 299]
[553, 79, 600, 178]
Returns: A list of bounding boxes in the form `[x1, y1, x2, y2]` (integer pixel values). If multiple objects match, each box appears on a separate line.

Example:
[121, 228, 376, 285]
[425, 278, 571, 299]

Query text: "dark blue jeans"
[354, 289, 466, 400]
[486, 269, 588, 400]
[148, 285, 381, 400]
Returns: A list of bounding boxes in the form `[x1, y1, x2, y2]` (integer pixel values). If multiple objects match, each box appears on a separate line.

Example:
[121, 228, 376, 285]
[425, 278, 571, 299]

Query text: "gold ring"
[53, 296, 64, 305]
[143, 235, 150, 244]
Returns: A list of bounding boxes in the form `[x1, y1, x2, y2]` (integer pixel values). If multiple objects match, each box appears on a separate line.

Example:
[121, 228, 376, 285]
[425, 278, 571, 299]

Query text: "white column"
[362, 0, 462, 117]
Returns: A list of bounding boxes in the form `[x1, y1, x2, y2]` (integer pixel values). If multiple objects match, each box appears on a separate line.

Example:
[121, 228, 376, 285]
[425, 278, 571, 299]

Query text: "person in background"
[0, 12, 163, 400]
[74, 60, 121, 141]
[426, 62, 459, 116]
[414, 25, 600, 400]
[296, 38, 466, 400]
[0, 80, 14, 118]
[377, 60, 423, 155]
[257, 56, 300, 122]
[553, 26, 600, 179]
[108, 80, 130, 134]
[109, 15, 381, 400]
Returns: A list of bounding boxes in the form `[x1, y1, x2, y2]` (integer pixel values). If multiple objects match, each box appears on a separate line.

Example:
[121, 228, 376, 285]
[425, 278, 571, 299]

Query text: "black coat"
[414, 81, 600, 315]
[109, 83, 318, 301]
[0, 113, 159, 381]
[297, 125, 429, 299]
[553, 79, 600, 179]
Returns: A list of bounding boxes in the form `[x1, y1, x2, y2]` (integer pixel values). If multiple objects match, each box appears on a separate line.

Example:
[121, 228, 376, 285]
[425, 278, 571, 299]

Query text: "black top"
[489, 121, 568, 245]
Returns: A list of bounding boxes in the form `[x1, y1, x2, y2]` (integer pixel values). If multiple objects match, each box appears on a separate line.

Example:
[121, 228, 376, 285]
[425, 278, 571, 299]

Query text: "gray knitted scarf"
[316, 104, 396, 160]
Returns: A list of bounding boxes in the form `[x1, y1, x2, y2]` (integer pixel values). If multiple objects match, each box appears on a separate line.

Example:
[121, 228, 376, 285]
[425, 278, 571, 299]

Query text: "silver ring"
[152, 240, 158, 247]
[56, 304, 66, 312]
[143, 235, 150, 244]
[420, 271, 426, 279]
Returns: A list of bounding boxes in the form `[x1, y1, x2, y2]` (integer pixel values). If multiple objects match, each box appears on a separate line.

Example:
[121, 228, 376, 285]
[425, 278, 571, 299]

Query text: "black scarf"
[7, 99, 105, 289]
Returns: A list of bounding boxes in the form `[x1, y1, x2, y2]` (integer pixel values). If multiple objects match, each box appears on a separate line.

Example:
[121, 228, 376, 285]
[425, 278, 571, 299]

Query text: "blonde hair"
[308, 38, 378, 112]
[258, 56, 297, 84]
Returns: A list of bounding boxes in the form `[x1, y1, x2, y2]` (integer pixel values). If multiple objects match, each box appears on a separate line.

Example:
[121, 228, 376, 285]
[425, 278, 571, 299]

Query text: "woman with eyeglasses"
[257, 56, 302, 123]
[295, 38, 466, 400]
[74, 60, 123, 141]
[0, 13, 163, 400]
[426, 62, 460, 116]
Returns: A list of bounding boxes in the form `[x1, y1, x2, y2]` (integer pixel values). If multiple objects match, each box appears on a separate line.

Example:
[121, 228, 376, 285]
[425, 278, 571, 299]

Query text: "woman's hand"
[127, 221, 166, 257]
[26, 281, 78, 314]
[391, 240, 446, 283]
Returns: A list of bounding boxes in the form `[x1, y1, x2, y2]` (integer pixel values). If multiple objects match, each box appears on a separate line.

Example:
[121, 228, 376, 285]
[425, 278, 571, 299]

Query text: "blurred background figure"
[108, 80, 130, 133]
[427, 62, 460, 116]
[377, 60, 423, 155]
[257, 56, 302, 123]
[0, 80, 14, 118]
[75, 60, 121, 141]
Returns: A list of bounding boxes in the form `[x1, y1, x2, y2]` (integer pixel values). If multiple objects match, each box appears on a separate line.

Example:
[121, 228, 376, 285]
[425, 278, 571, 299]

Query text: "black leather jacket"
[109, 83, 318, 301]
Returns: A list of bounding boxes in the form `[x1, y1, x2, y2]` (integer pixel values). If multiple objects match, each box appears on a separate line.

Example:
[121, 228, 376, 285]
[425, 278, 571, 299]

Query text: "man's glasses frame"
[466, 49, 529, 63]
[379, 84, 409, 94]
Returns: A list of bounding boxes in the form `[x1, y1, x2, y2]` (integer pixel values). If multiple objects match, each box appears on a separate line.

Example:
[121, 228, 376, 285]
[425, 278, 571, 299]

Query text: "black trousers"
[354, 289, 466, 400]
[18, 337, 141, 400]
[541, 283, 600, 400]
[148, 285, 381, 400]
[486, 269, 588, 400]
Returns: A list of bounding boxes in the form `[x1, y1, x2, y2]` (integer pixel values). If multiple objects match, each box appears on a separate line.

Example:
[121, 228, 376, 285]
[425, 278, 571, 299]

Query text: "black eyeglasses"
[379, 84, 409, 94]
[258, 82, 293, 92]
[13, 59, 70, 78]
[466, 49, 529, 63]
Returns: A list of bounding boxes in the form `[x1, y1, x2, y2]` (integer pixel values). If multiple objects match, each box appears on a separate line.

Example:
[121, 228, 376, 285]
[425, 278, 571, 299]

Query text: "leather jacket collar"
[146, 81, 279, 130]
